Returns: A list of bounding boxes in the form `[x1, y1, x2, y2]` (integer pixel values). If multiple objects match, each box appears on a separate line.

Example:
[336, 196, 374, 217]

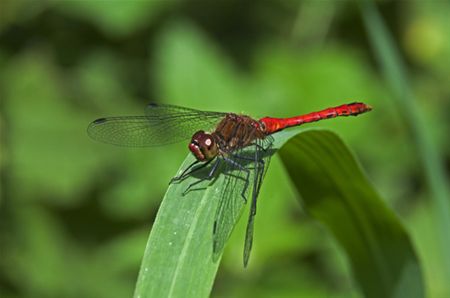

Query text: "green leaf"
[133, 128, 424, 298]
[133, 155, 220, 298]
[278, 129, 425, 298]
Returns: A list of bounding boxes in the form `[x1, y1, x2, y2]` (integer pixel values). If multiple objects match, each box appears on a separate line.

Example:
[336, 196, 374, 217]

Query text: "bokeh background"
[1, 1, 449, 297]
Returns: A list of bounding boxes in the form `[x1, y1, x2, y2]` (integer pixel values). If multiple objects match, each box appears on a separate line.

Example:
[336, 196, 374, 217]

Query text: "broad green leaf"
[133, 154, 220, 298]
[134, 128, 423, 298]
[279, 129, 425, 298]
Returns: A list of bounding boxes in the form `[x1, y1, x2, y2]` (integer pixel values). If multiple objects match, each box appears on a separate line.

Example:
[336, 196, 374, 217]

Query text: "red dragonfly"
[88, 102, 372, 266]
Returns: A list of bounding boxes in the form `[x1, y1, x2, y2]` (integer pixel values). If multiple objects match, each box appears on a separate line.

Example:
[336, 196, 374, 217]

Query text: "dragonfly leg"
[182, 158, 221, 195]
[254, 143, 267, 152]
[170, 159, 213, 184]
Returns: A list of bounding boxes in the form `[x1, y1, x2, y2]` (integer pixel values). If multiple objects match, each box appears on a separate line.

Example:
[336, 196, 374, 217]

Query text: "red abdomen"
[259, 102, 372, 134]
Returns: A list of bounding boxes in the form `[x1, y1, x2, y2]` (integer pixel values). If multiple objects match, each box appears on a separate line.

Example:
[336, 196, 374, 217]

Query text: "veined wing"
[87, 103, 226, 147]
[242, 137, 273, 266]
[212, 136, 273, 266]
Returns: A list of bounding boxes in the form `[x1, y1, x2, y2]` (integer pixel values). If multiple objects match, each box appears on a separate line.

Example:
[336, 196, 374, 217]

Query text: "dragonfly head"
[189, 130, 218, 161]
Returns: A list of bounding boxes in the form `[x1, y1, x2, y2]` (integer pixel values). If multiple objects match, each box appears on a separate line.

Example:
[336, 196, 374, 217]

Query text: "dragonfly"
[87, 102, 372, 266]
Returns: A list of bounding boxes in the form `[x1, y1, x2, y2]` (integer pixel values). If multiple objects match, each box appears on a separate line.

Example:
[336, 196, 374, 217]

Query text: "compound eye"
[191, 130, 206, 145]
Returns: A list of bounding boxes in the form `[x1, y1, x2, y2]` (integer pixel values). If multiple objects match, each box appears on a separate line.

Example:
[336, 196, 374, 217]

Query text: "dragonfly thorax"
[189, 130, 219, 161]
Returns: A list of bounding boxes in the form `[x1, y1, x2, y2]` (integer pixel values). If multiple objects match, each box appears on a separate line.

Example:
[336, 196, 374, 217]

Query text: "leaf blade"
[133, 156, 220, 298]
[278, 129, 425, 298]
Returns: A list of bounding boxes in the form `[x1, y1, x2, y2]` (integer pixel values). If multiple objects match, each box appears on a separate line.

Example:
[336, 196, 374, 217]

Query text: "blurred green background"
[1, 0, 449, 297]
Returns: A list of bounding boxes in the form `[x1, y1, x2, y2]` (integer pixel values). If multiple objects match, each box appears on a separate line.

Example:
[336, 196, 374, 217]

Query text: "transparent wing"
[87, 103, 227, 147]
[242, 137, 273, 266]
[212, 136, 274, 266]
[212, 151, 249, 260]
